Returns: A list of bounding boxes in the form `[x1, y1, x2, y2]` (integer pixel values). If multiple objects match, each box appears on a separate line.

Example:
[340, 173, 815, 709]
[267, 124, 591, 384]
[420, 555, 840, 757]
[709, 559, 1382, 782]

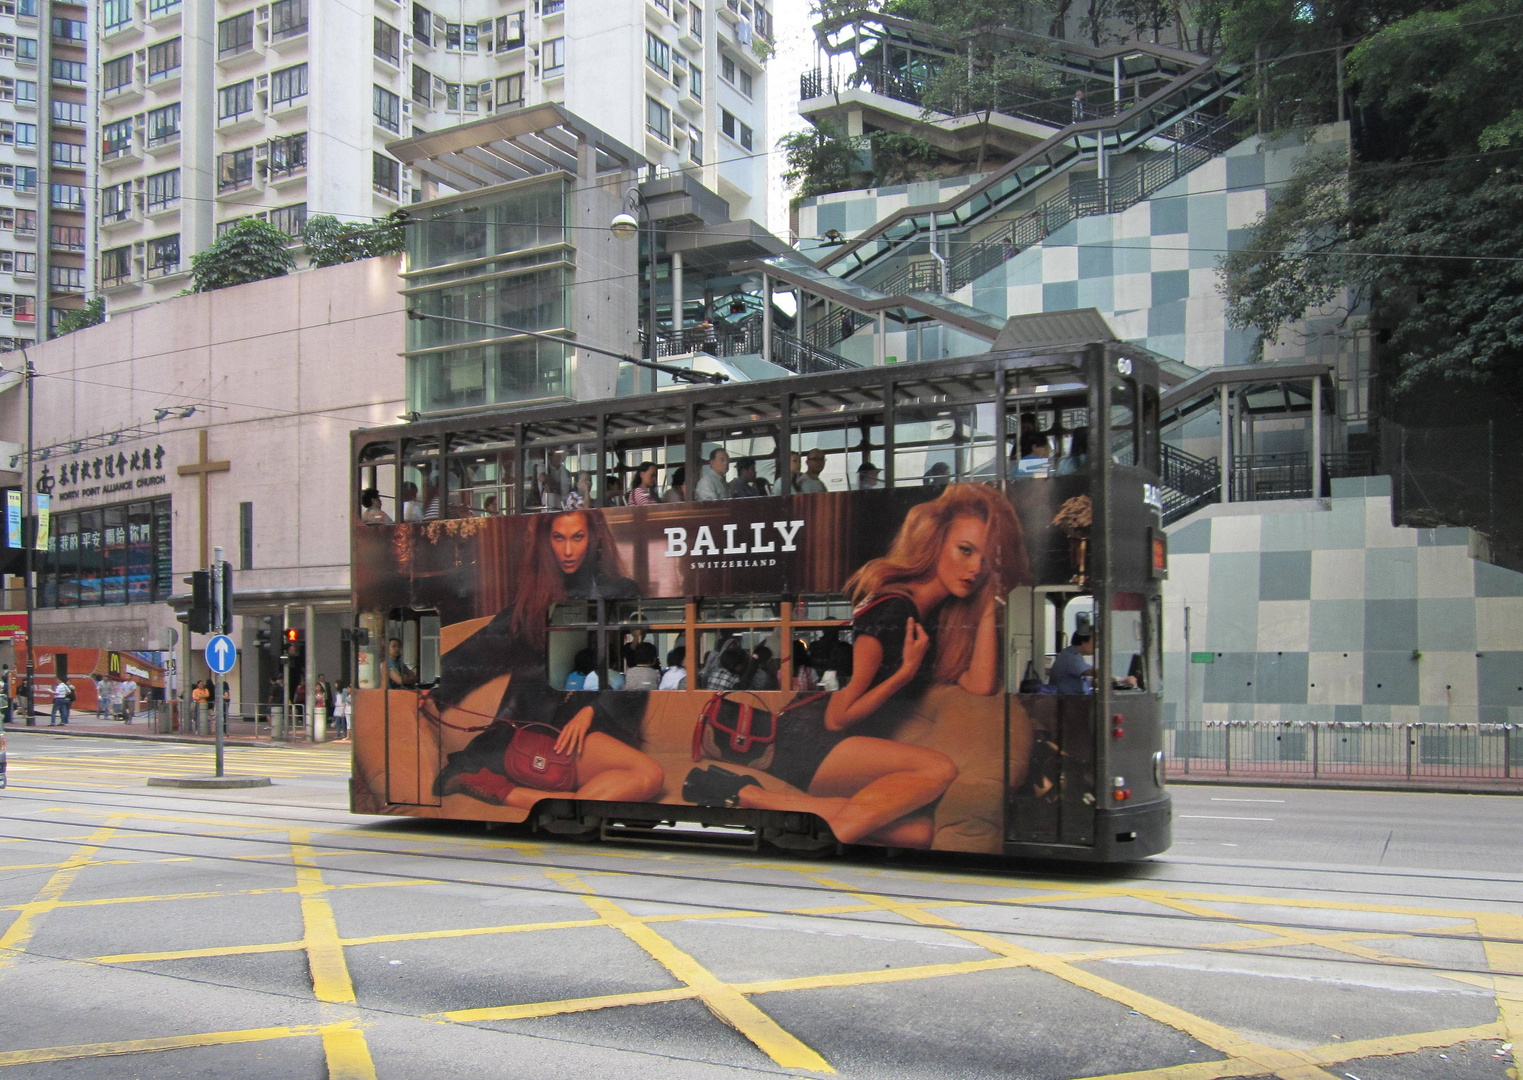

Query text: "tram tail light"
[1112, 776, 1130, 801]
[1112, 713, 1125, 738]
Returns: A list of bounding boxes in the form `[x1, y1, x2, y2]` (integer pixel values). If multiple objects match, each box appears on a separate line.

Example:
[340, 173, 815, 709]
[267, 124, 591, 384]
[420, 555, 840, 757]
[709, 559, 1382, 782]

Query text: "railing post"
[1312, 722, 1319, 778]
[1224, 723, 1231, 775]
[1406, 725, 1413, 780]
[1506, 725, 1513, 780]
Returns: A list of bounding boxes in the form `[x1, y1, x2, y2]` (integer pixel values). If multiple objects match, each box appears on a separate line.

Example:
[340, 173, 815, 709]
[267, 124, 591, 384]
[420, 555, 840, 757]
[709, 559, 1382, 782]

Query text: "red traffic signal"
[284, 628, 302, 645]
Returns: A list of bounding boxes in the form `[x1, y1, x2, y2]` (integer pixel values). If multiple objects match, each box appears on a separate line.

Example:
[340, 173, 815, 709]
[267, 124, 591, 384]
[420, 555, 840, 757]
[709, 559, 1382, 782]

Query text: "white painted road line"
[1210, 798, 1285, 803]
[1178, 815, 1276, 821]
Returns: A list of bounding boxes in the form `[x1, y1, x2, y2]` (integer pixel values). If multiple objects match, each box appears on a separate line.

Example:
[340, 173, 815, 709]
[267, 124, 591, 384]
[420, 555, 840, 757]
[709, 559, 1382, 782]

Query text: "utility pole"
[22, 353, 35, 724]
[212, 547, 226, 777]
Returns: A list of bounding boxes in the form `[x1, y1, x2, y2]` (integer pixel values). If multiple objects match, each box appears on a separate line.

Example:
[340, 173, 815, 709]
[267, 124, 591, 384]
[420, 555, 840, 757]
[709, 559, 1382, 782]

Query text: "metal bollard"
[272, 704, 285, 741]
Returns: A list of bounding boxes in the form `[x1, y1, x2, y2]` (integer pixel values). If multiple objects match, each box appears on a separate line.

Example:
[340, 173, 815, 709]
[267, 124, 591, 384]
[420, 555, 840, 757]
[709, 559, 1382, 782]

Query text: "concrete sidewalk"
[2, 717, 345, 748]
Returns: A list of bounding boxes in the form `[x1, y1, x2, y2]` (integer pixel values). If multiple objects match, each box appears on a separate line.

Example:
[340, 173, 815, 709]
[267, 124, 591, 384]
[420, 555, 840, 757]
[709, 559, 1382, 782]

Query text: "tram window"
[1110, 591, 1145, 692]
[793, 415, 882, 493]
[522, 440, 599, 512]
[450, 447, 514, 516]
[699, 596, 782, 622]
[356, 612, 385, 689]
[699, 426, 779, 494]
[1006, 406, 1056, 479]
[696, 628, 785, 690]
[384, 609, 440, 688]
[607, 433, 685, 506]
[401, 439, 441, 522]
[359, 462, 396, 524]
[893, 402, 996, 488]
[1111, 379, 1138, 467]
[1141, 385, 1161, 474]
[791, 594, 853, 621]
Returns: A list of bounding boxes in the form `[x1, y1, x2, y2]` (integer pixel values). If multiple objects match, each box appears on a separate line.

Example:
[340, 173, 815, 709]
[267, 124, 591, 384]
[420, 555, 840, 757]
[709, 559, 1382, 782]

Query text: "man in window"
[796, 449, 827, 494]
[727, 456, 761, 498]
[1047, 631, 1094, 694]
[693, 447, 730, 501]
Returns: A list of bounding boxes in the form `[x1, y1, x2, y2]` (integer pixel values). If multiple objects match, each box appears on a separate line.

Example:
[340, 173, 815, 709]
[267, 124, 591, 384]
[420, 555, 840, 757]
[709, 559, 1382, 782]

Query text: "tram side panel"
[350, 485, 1145, 857]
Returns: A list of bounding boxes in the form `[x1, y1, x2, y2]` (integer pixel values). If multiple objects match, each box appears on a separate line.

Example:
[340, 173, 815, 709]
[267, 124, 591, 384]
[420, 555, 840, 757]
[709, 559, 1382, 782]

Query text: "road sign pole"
[212, 547, 225, 778]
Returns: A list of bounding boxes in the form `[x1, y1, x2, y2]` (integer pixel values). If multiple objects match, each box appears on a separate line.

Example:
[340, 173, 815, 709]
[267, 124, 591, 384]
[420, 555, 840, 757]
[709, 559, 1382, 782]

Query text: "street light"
[610, 188, 658, 394]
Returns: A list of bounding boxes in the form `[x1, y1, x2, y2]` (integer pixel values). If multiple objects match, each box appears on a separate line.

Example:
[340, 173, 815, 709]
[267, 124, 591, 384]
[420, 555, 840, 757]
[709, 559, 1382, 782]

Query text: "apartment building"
[406, 0, 771, 220]
[0, 0, 93, 345]
[91, 0, 772, 313]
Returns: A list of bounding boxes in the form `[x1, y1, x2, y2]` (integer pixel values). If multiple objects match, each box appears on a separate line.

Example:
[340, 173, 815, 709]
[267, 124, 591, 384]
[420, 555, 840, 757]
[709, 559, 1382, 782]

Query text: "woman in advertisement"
[684, 484, 1027, 847]
[427, 509, 663, 809]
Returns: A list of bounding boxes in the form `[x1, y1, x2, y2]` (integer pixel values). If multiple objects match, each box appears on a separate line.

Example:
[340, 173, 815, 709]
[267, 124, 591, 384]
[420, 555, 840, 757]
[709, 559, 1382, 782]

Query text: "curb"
[2, 723, 341, 750]
[147, 776, 274, 789]
[1168, 775, 1523, 797]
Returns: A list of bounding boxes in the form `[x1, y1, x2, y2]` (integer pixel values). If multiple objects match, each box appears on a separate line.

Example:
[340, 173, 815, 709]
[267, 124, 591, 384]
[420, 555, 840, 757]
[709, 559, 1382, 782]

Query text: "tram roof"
[356, 341, 1163, 454]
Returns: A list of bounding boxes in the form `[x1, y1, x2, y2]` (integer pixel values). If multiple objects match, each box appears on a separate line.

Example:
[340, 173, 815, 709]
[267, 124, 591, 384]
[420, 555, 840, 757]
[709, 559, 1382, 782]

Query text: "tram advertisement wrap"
[352, 476, 1093, 854]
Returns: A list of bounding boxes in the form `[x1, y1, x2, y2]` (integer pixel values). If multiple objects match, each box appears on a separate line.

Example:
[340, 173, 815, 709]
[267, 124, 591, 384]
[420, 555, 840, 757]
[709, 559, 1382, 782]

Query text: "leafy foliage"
[189, 218, 297, 293]
[779, 121, 942, 199]
[303, 212, 408, 268]
[54, 296, 105, 337]
[1220, 0, 1523, 407]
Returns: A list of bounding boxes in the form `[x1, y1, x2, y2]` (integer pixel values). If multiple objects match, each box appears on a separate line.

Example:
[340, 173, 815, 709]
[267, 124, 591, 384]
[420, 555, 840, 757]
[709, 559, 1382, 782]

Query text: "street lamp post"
[21, 353, 35, 724]
[611, 188, 659, 395]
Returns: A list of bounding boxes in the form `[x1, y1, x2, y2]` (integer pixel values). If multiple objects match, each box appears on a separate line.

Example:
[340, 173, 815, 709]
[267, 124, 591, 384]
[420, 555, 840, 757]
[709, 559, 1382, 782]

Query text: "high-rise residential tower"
[0, 0, 93, 345]
[88, 0, 771, 313]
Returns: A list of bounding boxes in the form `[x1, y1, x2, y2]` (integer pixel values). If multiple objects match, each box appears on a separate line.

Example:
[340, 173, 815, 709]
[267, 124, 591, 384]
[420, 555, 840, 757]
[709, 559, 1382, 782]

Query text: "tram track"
[5, 778, 1522, 908]
[2, 789, 1519, 988]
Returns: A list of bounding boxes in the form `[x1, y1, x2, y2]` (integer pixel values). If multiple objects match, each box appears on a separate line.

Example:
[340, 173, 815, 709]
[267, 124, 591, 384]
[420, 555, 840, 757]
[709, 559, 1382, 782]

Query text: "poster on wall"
[352, 477, 1097, 854]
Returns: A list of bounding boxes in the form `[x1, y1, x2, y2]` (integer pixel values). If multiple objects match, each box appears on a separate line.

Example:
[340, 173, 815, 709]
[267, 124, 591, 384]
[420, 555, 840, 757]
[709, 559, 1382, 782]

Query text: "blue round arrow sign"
[205, 634, 237, 675]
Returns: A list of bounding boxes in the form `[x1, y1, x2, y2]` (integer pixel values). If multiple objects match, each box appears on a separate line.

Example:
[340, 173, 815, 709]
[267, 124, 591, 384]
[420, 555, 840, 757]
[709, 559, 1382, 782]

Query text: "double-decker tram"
[349, 341, 1170, 862]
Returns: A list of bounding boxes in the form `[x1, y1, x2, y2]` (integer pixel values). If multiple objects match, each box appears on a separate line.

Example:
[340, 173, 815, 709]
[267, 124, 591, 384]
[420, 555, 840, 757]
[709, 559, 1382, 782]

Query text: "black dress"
[430, 566, 644, 794]
[768, 594, 941, 792]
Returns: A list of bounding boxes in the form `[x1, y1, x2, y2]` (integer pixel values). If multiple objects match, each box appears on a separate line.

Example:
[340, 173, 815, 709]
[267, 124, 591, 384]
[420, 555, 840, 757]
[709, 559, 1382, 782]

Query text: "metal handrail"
[872, 113, 1245, 298]
[814, 61, 1244, 284]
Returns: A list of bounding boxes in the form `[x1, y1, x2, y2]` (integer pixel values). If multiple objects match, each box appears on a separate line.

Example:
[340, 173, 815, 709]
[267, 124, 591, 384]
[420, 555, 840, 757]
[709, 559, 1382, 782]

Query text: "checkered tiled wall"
[1162, 477, 1523, 726]
[797, 127, 1350, 372]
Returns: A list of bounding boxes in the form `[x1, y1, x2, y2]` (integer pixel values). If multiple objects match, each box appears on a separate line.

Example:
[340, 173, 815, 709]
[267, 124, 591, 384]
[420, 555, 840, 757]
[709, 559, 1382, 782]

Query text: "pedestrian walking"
[50, 678, 72, 725]
[0, 666, 11, 726]
[331, 684, 349, 739]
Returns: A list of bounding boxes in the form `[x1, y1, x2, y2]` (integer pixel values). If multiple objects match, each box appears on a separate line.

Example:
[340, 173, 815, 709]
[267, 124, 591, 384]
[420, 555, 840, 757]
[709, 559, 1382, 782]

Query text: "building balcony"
[144, 0, 180, 27]
[101, 141, 144, 168]
[102, 8, 144, 42]
[103, 79, 145, 106]
[216, 103, 266, 136]
[100, 207, 142, 231]
[145, 131, 181, 157]
[215, 40, 266, 71]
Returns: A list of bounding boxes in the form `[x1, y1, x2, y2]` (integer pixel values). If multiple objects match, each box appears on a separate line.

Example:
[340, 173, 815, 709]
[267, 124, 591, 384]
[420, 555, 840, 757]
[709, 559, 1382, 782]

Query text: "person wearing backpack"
[50, 678, 72, 725]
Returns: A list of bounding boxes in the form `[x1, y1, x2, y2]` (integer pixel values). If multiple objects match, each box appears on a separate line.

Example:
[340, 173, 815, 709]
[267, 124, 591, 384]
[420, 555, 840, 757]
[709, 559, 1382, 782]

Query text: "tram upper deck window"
[401, 437, 441, 522]
[357, 441, 396, 525]
[893, 400, 997, 488]
[449, 442, 515, 517]
[1111, 378, 1138, 467]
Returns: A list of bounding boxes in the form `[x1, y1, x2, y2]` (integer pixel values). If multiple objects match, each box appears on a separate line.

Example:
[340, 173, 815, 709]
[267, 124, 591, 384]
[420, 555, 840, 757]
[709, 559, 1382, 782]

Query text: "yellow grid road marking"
[810, 876, 1348, 1080]
[0, 817, 122, 975]
[0, 1022, 340, 1069]
[548, 871, 835, 1073]
[290, 828, 357, 1005]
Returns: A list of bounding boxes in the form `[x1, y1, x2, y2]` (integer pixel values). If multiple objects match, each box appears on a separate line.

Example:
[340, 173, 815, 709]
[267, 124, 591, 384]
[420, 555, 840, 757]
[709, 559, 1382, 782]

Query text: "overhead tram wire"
[403, 308, 727, 385]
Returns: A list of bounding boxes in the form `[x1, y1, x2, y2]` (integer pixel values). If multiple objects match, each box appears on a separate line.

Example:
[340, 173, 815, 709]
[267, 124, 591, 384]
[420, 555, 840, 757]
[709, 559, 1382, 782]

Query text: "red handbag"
[692, 692, 828, 770]
[502, 722, 578, 791]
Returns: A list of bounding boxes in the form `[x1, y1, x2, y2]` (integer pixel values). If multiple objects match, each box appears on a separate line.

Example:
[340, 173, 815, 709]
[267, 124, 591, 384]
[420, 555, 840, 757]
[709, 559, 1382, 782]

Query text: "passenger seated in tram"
[683, 484, 1033, 848]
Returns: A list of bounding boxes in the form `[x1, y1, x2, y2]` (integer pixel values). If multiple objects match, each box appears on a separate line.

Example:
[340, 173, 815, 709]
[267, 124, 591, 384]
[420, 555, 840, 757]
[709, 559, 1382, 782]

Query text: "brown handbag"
[502, 722, 578, 791]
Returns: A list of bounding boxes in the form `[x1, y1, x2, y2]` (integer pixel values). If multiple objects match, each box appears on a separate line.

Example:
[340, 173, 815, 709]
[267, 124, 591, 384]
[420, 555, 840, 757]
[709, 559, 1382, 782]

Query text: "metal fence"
[1168, 721, 1523, 784]
[114, 701, 329, 741]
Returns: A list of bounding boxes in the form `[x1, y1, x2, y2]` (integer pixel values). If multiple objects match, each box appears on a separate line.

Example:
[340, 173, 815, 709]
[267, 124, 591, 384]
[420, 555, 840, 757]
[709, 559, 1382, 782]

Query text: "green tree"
[1220, 0, 1523, 406]
[54, 296, 105, 337]
[189, 218, 297, 293]
[303, 212, 407, 268]
[779, 120, 868, 200]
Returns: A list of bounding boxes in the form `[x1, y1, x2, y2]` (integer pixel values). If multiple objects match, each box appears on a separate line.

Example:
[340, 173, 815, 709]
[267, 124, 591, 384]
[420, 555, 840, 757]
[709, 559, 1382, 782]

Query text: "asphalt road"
[0, 730, 1517, 1080]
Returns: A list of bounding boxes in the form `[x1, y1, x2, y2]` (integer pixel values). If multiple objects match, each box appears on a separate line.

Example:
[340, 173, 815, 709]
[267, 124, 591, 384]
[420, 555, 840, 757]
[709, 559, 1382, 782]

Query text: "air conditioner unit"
[401, 100, 411, 114]
[255, 73, 268, 88]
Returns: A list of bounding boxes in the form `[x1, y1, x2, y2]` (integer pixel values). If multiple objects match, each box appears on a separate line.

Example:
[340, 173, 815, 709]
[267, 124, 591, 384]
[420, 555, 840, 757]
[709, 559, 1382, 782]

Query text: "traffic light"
[284, 628, 302, 646]
[254, 628, 272, 651]
[187, 564, 233, 634]
[189, 571, 211, 634]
